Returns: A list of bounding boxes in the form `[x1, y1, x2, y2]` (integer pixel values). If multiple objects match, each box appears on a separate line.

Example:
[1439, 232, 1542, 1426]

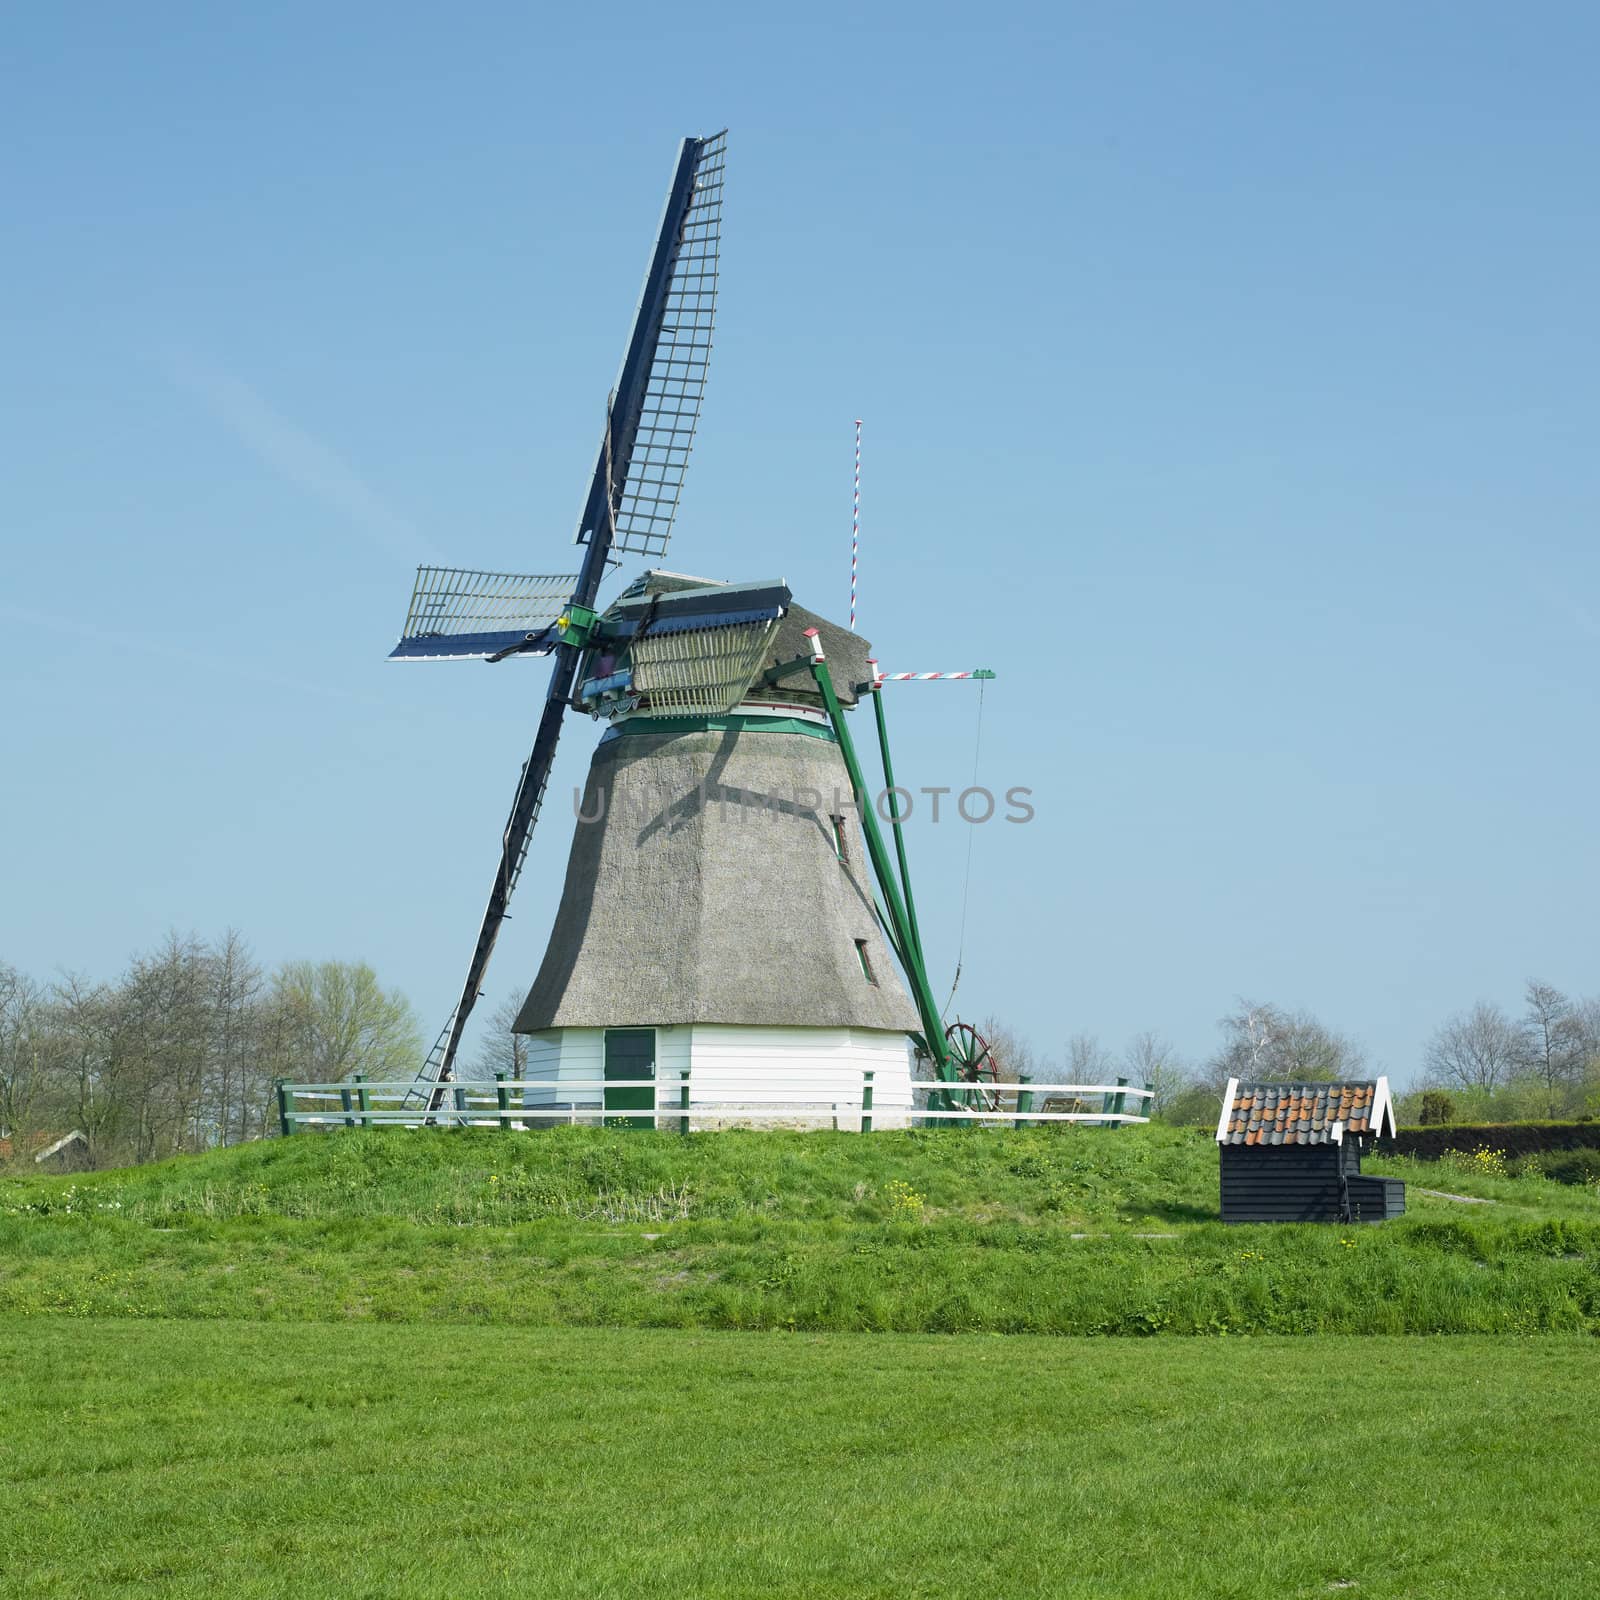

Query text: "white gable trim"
[33, 1130, 86, 1164]
[1371, 1076, 1396, 1139]
[1215, 1078, 1239, 1143]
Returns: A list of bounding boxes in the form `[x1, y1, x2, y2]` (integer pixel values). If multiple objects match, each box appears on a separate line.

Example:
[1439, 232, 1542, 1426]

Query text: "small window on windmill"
[854, 940, 877, 985]
[830, 814, 848, 862]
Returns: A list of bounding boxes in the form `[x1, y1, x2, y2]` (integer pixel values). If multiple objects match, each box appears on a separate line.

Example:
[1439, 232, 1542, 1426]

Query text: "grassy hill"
[4, 1124, 1598, 1334]
[5, 1127, 1600, 1598]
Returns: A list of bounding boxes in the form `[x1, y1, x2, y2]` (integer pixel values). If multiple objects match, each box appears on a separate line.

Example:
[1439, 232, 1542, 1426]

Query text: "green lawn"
[3, 1321, 1595, 1599]
[4, 1133, 1596, 1595]
[3, 1127, 1598, 1335]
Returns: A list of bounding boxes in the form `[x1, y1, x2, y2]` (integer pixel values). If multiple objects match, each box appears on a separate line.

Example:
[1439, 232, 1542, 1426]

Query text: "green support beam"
[804, 630, 953, 1085]
[871, 684, 924, 969]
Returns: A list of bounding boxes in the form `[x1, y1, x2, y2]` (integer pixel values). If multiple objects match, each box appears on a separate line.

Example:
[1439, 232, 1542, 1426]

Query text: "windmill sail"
[389, 567, 576, 660]
[578, 130, 725, 560]
[415, 131, 729, 1101]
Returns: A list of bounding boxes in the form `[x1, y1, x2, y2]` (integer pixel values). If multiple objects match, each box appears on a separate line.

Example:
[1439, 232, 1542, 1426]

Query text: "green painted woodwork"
[805, 649, 953, 1084]
[604, 1029, 656, 1131]
[871, 685, 923, 969]
[1014, 1073, 1034, 1131]
[557, 604, 600, 647]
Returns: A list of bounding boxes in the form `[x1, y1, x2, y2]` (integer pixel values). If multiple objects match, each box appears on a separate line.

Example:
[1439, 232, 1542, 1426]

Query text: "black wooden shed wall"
[1220, 1140, 1405, 1224]
[1219, 1143, 1350, 1223]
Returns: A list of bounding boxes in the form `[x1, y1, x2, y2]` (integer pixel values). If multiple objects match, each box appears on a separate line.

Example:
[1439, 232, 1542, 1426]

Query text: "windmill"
[390, 132, 991, 1123]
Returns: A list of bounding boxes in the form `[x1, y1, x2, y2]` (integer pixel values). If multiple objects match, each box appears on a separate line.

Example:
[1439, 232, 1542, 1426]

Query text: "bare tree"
[1122, 1030, 1190, 1117]
[1523, 980, 1583, 1114]
[472, 991, 530, 1082]
[1067, 1033, 1115, 1084]
[1205, 1000, 1364, 1090]
[1572, 996, 1600, 1073]
[0, 963, 52, 1158]
[206, 931, 269, 1145]
[1424, 1002, 1528, 1094]
[49, 971, 126, 1167]
[117, 932, 213, 1161]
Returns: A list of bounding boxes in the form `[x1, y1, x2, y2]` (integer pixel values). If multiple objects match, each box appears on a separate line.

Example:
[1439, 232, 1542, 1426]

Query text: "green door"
[603, 1029, 656, 1130]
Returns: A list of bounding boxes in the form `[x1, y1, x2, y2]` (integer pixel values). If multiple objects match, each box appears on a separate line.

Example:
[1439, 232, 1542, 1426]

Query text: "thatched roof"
[750, 602, 874, 708]
[515, 719, 919, 1033]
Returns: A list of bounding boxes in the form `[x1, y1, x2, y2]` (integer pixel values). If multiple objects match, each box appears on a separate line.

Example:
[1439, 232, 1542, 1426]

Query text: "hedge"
[1393, 1121, 1600, 1161]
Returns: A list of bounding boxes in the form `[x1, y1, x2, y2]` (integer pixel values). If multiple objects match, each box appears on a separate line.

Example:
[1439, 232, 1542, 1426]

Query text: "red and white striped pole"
[850, 419, 861, 632]
[877, 670, 993, 681]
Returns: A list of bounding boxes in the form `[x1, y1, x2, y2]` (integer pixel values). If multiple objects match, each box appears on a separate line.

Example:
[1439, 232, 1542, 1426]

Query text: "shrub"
[1418, 1091, 1456, 1126]
[1521, 1149, 1600, 1188]
[1394, 1122, 1600, 1161]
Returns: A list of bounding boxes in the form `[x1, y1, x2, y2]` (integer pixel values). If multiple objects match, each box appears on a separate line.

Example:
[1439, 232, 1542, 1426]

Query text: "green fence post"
[861, 1069, 874, 1134]
[276, 1079, 293, 1138]
[496, 1072, 510, 1127]
[453, 1084, 467, 1128]
[340, 1082, 355, 1128]
[1014, 1072, 1033, 1130]
[1111, 1076, 1128, 1127]
[1142, 1079, 1153, 1124]
[679, 1068, 691, 1137]
[356, 1073, 371, 1129]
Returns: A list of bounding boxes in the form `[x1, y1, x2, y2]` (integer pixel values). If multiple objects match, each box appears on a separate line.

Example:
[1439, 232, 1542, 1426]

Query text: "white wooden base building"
[519, 1025, 916, 1130]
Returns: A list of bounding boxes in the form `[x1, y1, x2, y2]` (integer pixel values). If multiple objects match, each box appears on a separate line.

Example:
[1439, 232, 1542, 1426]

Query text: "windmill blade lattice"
[390, 567, 577, 661]
[587, 131, 726, 559]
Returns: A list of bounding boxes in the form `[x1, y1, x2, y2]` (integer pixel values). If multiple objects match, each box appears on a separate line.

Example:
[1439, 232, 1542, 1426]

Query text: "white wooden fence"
[275, 1072, 1153, 1134]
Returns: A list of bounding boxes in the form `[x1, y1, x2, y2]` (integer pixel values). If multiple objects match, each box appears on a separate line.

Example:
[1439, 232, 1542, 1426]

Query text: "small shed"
[0, 1129, 90, 1173]
[1216, 1079, 1402, 1224]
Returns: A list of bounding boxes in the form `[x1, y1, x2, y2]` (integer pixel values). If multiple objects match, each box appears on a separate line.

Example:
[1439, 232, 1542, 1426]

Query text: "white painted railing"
[274, 1072, 1153, 1134]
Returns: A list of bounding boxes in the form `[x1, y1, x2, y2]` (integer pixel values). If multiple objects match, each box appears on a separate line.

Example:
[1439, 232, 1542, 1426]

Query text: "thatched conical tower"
[513, 580, 919, 1126]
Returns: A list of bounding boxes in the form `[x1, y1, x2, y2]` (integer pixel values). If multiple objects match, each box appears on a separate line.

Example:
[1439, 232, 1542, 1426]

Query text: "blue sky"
[3, 3, 1597, 1084]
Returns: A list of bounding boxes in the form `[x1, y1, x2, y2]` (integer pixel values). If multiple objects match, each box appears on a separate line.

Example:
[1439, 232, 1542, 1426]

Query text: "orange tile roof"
[1217, 1080, 1394, 1145]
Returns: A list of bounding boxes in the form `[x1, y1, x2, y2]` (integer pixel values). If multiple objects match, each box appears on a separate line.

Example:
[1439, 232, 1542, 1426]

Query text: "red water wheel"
[944, 1020, 1002, 1115]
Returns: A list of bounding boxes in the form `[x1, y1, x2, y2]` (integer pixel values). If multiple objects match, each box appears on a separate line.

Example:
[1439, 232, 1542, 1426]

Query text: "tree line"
[0, 933, 421, 1170]
[987, 979, 1600, 1128]
[8, 933, 1596, 1171]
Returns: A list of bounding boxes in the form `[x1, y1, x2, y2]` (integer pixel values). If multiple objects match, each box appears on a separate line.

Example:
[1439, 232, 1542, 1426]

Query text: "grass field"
[5, 1321, 1597, 1600]
[5, 1127, 1597, 1596]
[3, 1125, 1597, 1335]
